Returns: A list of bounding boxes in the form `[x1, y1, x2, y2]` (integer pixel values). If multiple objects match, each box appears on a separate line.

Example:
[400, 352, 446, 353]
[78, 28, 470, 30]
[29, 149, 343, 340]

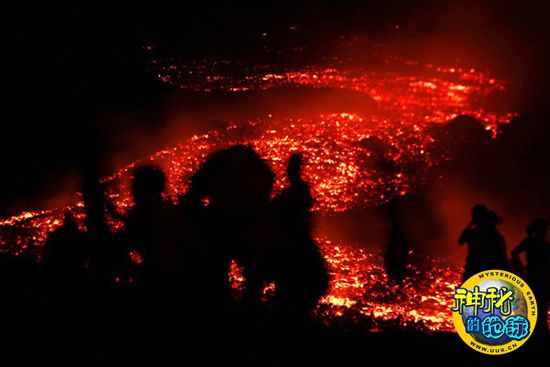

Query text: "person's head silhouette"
[190, 145, 274, 213]
[131, 165, 166, 206]
[287, 153, 303, 184]
[471, 204, 489, 225]
[526, 218, 549, 239]
[62, 211, 78, 228]
[485, 210, 502, 228]
[470, 204, 501, 228]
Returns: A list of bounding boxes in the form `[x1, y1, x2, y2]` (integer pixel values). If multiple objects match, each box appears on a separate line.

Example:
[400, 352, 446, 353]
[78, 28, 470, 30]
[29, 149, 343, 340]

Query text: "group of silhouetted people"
[41, 145, 329, 324]
[459, 204, 549, 333]
[34, 145, 550, 339]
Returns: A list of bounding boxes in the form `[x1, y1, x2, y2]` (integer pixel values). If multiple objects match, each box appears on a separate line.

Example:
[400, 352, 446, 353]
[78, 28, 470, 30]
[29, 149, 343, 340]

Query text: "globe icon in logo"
[460, 279, 528, 345]
[452, 270, 537, 355]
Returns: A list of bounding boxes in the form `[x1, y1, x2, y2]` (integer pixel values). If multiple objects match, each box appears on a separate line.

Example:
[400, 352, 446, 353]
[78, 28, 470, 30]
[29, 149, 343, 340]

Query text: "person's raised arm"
[458, 222, 473, 245]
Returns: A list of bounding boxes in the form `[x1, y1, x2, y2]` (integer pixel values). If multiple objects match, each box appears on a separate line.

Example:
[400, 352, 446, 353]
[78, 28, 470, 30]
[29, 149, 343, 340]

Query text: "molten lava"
[0, 51, 520, 332]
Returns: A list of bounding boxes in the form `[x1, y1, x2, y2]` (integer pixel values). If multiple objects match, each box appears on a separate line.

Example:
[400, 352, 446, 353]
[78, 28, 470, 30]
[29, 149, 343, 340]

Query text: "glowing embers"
[1, 53, 518, 251]
[317, 239, 461, 332]
[103, 113, 433, 214]
[0, 51, 519, 332]
[153, 56, 516, 128]
[0, 105, 500, 332]
[226, 238, 462, 332]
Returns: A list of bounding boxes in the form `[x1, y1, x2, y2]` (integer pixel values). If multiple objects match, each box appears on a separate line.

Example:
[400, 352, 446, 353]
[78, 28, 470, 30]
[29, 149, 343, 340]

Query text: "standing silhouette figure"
[384, 200, 409, 281]
[459, 204, 508, 281]
[81, 161, 115, 286]
[42, 211, 87, 286]
[271, 153, 329, 317]
[512, 218, 549, 334]
[122, 165, 184, 292]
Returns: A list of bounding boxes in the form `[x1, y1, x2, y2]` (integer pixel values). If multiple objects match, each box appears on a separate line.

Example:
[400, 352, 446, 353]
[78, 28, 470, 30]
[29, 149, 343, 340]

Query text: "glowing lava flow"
[152, 54, 515, 127]
[316, 239, 461, 332]
[0, 52, 519, 332]
[106, 112, 435, 213]
[227, 238, 461, 332]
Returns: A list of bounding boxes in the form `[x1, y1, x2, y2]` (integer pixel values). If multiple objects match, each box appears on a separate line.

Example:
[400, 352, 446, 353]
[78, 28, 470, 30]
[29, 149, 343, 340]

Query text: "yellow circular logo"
[451, 270, 537, 355]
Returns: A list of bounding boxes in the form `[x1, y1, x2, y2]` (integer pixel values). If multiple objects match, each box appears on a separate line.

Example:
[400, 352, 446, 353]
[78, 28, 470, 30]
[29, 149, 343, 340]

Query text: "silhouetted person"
[40, 210, 94, 344]
[384, 201, 409, 281]
[122, 165, 183, 292]
[360, 137, 409, 280]
[271, 153, 329, 317]
[274, 153, 314, 241]
[81, 160, 117, 285]
[459, 204, 508, 281]
[512, 218, 549, 334]
[179, 145, 275, 309]
[42, 211, 87, 286]
[82, 162, 111, 241]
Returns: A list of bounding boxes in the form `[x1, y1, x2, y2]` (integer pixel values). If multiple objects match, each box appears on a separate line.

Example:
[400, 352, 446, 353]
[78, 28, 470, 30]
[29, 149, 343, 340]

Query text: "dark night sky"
[1, 1, 549, 215]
